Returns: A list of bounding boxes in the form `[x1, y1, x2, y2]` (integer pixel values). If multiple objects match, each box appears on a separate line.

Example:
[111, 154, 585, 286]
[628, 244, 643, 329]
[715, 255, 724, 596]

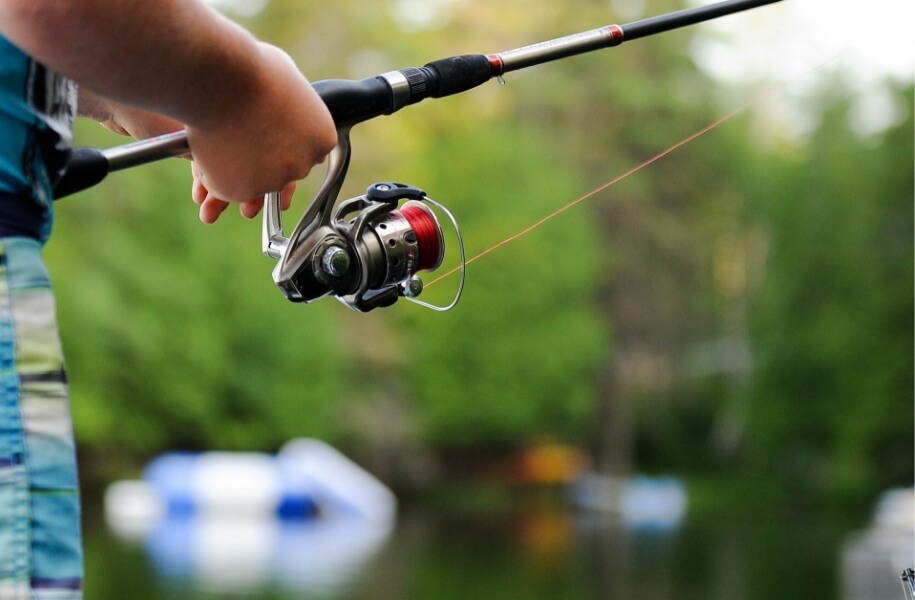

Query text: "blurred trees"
[742, 84, 914, 509]
[47, 0, 912, 511]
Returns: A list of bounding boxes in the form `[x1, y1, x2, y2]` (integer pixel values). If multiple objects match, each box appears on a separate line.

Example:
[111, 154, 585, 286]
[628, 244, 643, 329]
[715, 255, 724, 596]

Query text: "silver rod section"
[102, 130, 189, 172]
[489, 0, 782, 76]
[493, 26, 623, 74]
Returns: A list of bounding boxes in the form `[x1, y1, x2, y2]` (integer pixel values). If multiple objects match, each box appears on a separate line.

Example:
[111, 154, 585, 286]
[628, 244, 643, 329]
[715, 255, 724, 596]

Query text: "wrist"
[77, 88, 114, 122]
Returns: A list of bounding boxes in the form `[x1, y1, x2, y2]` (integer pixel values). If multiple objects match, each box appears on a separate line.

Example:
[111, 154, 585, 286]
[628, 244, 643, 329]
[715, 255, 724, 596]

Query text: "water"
[79, 499, 898, 600]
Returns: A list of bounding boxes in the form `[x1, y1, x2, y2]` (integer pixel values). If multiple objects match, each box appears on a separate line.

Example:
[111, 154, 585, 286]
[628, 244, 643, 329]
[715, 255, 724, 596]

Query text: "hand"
[80, 43, 337, 224]
[184, 43, 337, 205]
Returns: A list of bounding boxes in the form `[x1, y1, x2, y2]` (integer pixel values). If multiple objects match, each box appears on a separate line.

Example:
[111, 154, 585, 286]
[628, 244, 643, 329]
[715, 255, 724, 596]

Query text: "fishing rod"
[55, 0, 784, 312]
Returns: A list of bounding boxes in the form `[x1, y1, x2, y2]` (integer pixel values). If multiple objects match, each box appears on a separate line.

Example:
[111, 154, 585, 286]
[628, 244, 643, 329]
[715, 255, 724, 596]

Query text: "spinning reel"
[262, 130, 465, 312]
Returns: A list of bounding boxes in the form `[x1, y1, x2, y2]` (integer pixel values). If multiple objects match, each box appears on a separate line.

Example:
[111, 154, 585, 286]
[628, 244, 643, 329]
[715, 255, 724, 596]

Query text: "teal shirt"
[0, 36, 76, 240]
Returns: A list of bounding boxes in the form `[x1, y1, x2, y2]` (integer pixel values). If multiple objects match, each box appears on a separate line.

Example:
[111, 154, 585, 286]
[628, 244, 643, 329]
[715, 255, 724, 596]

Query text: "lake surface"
[79, 494, 909, 600]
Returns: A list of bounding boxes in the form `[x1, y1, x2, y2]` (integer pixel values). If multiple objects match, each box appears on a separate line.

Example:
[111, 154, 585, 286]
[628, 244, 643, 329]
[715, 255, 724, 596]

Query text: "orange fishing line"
[426, 53, 846, 289]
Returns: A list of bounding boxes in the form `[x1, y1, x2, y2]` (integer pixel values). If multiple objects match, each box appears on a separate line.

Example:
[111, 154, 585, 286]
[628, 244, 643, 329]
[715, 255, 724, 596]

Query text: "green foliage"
[743, 83, 914, 507]
[399, 122, 608, 445]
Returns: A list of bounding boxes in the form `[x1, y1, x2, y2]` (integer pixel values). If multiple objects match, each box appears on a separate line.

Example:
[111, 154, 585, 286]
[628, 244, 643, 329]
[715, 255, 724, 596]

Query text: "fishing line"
[426, 52, 848, 290]
[401, 202, 445, 272]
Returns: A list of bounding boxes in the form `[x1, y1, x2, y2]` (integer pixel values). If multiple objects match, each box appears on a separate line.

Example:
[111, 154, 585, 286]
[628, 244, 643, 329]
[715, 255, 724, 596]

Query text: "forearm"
[0, 0, 262, 131]
[1, 0, 336, 204]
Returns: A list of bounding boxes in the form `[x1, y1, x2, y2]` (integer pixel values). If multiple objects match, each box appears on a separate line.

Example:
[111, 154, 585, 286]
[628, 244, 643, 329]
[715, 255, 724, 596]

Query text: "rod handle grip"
[314, 76, 395, 128]
[422, 55, 493, 98]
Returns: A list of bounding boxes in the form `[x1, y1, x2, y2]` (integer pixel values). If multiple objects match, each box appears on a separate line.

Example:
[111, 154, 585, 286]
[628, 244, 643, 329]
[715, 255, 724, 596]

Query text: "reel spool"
[262, 131, 464, 312]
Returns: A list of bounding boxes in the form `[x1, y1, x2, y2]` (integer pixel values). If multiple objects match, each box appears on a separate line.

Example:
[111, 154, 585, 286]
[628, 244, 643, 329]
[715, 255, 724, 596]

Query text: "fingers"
[191, 163, 208, 204]
[236, 182, 295, 220]
[191, 165, 297, 224]
[279, 182, 296, 212]
[239, 198, 263, 220]
[191, 162, 227, 223]
[199, 198, 231, 224]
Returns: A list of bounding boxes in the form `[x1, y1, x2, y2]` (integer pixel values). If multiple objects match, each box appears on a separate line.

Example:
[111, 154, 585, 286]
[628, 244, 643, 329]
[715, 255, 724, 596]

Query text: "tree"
[743, 82, 914, 509]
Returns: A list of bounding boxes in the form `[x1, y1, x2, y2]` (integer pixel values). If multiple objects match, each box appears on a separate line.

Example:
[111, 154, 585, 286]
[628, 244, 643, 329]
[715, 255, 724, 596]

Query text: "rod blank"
[624, 0, 783, 41]
[54, 0, 785, 199]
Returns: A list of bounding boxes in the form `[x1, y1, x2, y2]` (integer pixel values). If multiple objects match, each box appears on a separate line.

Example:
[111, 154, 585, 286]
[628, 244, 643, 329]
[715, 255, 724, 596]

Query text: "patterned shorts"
[0, 238, 82, 599]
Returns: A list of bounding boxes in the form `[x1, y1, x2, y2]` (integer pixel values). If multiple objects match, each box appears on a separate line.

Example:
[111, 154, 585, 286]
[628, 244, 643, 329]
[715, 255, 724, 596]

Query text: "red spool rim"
[400, 201, 444, 272]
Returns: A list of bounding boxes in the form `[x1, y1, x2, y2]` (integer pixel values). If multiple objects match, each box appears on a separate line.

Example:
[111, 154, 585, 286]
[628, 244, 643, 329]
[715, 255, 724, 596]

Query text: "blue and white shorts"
[0, 237, 82, 599]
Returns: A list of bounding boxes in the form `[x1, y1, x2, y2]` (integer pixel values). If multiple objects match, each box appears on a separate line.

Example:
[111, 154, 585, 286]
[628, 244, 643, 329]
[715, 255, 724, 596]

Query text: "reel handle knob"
[366, 182, 426, 203]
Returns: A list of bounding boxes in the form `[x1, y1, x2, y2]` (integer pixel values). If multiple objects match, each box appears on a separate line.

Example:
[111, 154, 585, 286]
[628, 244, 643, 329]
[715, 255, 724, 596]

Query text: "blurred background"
[50, 0, 912, 598]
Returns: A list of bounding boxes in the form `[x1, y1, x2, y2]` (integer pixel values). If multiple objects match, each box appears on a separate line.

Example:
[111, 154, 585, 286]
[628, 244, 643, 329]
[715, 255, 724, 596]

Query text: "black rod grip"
[313, 76, 395, 128]
[53, 148, 110, 199]
[422, 54, 493, 98]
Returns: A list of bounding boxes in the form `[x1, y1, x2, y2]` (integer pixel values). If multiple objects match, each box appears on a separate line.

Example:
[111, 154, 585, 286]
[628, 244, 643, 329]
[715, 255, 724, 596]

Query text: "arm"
[0, 0, 336, 207]
[77, 87, 184, 139]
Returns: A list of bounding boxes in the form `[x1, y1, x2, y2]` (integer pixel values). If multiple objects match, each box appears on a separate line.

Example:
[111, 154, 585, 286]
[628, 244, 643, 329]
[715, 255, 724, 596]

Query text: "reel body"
[262, 130, 464, 312]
